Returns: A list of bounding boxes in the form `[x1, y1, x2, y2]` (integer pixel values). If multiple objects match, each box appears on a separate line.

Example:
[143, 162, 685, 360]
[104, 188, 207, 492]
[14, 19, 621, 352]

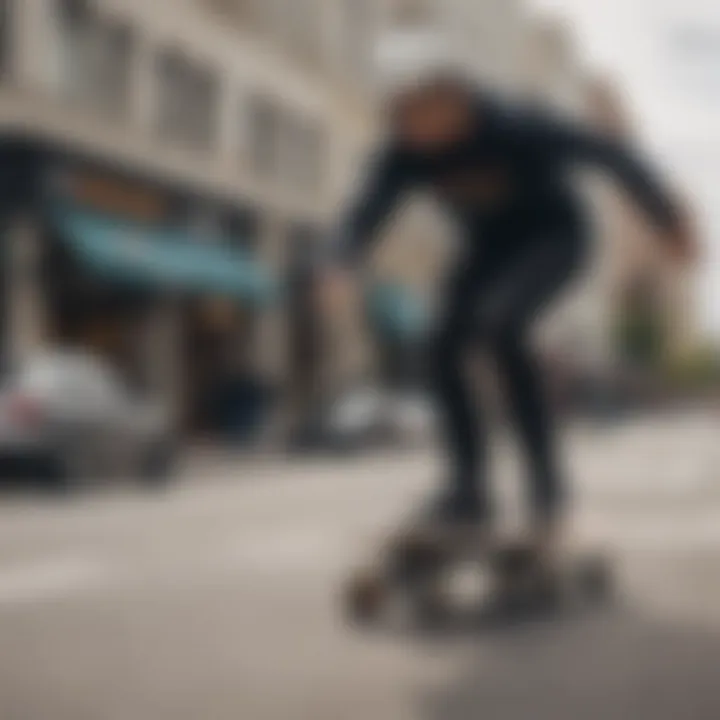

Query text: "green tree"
[613, 277, 668, 368]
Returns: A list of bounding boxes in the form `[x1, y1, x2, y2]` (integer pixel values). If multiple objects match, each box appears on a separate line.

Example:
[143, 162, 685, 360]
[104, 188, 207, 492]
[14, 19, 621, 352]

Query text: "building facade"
[519, 16, 695, 373]
[582, 76, 697, 362]
[5, 2, 687, 443]
[516, 17, 618, 372]
[0, 0, 380, 441]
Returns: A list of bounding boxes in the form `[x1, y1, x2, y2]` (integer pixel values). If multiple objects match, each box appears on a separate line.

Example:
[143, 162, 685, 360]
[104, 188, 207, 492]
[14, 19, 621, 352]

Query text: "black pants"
[429, 227, 585, 522]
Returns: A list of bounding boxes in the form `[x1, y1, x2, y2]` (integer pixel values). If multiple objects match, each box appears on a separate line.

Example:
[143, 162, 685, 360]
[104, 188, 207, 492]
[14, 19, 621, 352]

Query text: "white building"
[582, 76, 697, 362]
[0, 0, 381, 436]
[519, 16, 618, 371]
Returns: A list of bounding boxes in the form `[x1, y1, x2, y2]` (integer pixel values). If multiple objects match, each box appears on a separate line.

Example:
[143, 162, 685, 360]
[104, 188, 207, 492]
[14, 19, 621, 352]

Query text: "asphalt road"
[1, 410, 720, 720]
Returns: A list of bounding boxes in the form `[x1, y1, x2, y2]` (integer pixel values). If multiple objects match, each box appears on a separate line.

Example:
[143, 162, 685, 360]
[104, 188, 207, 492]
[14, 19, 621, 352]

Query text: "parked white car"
[0, 350, 175, 488]
[327, 386, 435, 451]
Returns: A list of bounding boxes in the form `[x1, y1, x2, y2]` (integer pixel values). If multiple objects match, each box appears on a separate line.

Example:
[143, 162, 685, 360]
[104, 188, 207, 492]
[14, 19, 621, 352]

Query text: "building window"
[245, 98, 325, 194]
[0, 0, 11, 80]
[224, 209, 258, 252]
[55, 0, 134, 118]
[210, 0, 321, 61]
[155, 49, 219, 152]
[286, 118, 326, 196]
[246, 95, 283, 181]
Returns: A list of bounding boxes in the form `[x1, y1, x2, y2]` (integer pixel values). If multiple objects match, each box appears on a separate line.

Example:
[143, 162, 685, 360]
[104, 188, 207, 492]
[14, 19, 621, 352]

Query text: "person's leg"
[427, 264, 490, 521]
[430, 319, 485, 504]
[477, 236, 584, 526]
[495, 333, 563, 520]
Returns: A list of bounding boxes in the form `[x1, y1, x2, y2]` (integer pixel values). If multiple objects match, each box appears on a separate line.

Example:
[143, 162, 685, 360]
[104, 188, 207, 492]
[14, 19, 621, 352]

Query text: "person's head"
[374, 30, 476, 152]
[389, 74, 475, 151]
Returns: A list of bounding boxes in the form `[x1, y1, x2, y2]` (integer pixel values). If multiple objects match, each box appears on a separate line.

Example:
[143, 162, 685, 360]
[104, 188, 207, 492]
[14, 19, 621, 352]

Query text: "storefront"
[284, 223, 327, 443]
[0, 136, 275, 440]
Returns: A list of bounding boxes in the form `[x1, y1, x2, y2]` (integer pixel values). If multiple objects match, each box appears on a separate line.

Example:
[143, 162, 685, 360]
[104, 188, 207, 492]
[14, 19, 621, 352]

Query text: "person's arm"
[329, 145, 411, 268]
[527, 110, 683, 235]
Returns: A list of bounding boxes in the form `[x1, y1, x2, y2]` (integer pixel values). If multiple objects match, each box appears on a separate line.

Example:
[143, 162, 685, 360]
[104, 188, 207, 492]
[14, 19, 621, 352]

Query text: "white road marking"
[0, 557, 107, 605]
[2, 511, 720, 605]
[218, 513, 720, 575]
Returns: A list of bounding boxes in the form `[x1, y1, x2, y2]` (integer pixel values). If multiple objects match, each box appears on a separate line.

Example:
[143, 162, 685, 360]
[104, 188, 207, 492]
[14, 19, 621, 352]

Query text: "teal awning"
[366, 282, 428, 342]
[55, 209, 276, 305]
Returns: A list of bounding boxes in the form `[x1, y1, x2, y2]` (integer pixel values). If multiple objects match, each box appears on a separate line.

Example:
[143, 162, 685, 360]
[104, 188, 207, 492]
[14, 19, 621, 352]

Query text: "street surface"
[1, 409, 720, 719]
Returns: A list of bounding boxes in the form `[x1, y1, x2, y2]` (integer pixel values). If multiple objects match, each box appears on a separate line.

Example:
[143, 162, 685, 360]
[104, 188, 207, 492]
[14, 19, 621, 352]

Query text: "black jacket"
[333, 93, 679, 265]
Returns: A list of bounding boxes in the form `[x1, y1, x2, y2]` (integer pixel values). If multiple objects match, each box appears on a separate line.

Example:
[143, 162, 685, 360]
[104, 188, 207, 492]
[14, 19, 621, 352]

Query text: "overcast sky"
[529, 0, 720, 337]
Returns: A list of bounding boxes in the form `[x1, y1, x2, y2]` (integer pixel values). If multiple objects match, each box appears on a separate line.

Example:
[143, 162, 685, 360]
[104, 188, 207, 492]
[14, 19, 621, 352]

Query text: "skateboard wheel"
[392, 537, 445, 583]
[413, 592, 447, 627]
[345, 572, 386, 624]
[534, 571, 564, 609]
[491, 543, 539, 581]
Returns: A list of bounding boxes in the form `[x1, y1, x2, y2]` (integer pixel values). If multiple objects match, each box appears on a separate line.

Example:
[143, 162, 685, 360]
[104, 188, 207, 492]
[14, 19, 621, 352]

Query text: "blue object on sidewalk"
[366, 281, 428, 343]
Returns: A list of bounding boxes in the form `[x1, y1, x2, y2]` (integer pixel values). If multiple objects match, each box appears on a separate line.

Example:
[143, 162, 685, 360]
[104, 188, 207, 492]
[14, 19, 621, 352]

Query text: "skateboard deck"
[344, 531, 613, 627]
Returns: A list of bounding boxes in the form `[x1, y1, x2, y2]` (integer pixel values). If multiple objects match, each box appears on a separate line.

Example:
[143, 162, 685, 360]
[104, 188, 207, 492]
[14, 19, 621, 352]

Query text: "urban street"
[0, 409, 719, 719]
[0, 0, 718, 718]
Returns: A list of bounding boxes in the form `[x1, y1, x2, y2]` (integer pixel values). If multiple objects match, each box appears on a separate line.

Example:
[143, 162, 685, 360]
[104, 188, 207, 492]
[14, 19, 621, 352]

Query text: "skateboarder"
[321, 45, 696, 572]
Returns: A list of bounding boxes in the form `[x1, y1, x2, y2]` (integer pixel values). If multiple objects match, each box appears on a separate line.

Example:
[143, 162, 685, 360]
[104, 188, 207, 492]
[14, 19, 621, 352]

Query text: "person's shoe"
[403, 489, 491, 553]
[427, 488, 485, 522]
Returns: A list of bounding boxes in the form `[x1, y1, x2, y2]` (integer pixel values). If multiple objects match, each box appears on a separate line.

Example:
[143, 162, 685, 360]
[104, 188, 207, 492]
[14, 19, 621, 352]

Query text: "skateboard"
[344, 529, 613, 627]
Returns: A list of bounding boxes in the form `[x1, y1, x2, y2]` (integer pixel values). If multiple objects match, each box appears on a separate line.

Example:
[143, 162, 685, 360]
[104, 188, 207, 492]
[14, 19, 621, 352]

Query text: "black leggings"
[429, 230, 585, 522]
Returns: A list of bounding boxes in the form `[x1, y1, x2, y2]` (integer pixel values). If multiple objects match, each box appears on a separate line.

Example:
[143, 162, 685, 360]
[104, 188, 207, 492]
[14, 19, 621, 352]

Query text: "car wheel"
[139, 440, 176, 488]
[36, 453, 73, 495]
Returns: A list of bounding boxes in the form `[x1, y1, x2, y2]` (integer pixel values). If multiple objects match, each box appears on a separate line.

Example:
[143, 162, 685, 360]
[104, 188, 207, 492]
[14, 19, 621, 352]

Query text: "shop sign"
[50, 168, 169, 223]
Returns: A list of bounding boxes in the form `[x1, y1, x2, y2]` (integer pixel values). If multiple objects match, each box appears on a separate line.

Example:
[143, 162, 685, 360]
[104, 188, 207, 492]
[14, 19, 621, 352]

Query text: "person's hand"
[666, 227, 699, 266]
[664, 208, 700, 267]
[315, 267, 358, 319]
